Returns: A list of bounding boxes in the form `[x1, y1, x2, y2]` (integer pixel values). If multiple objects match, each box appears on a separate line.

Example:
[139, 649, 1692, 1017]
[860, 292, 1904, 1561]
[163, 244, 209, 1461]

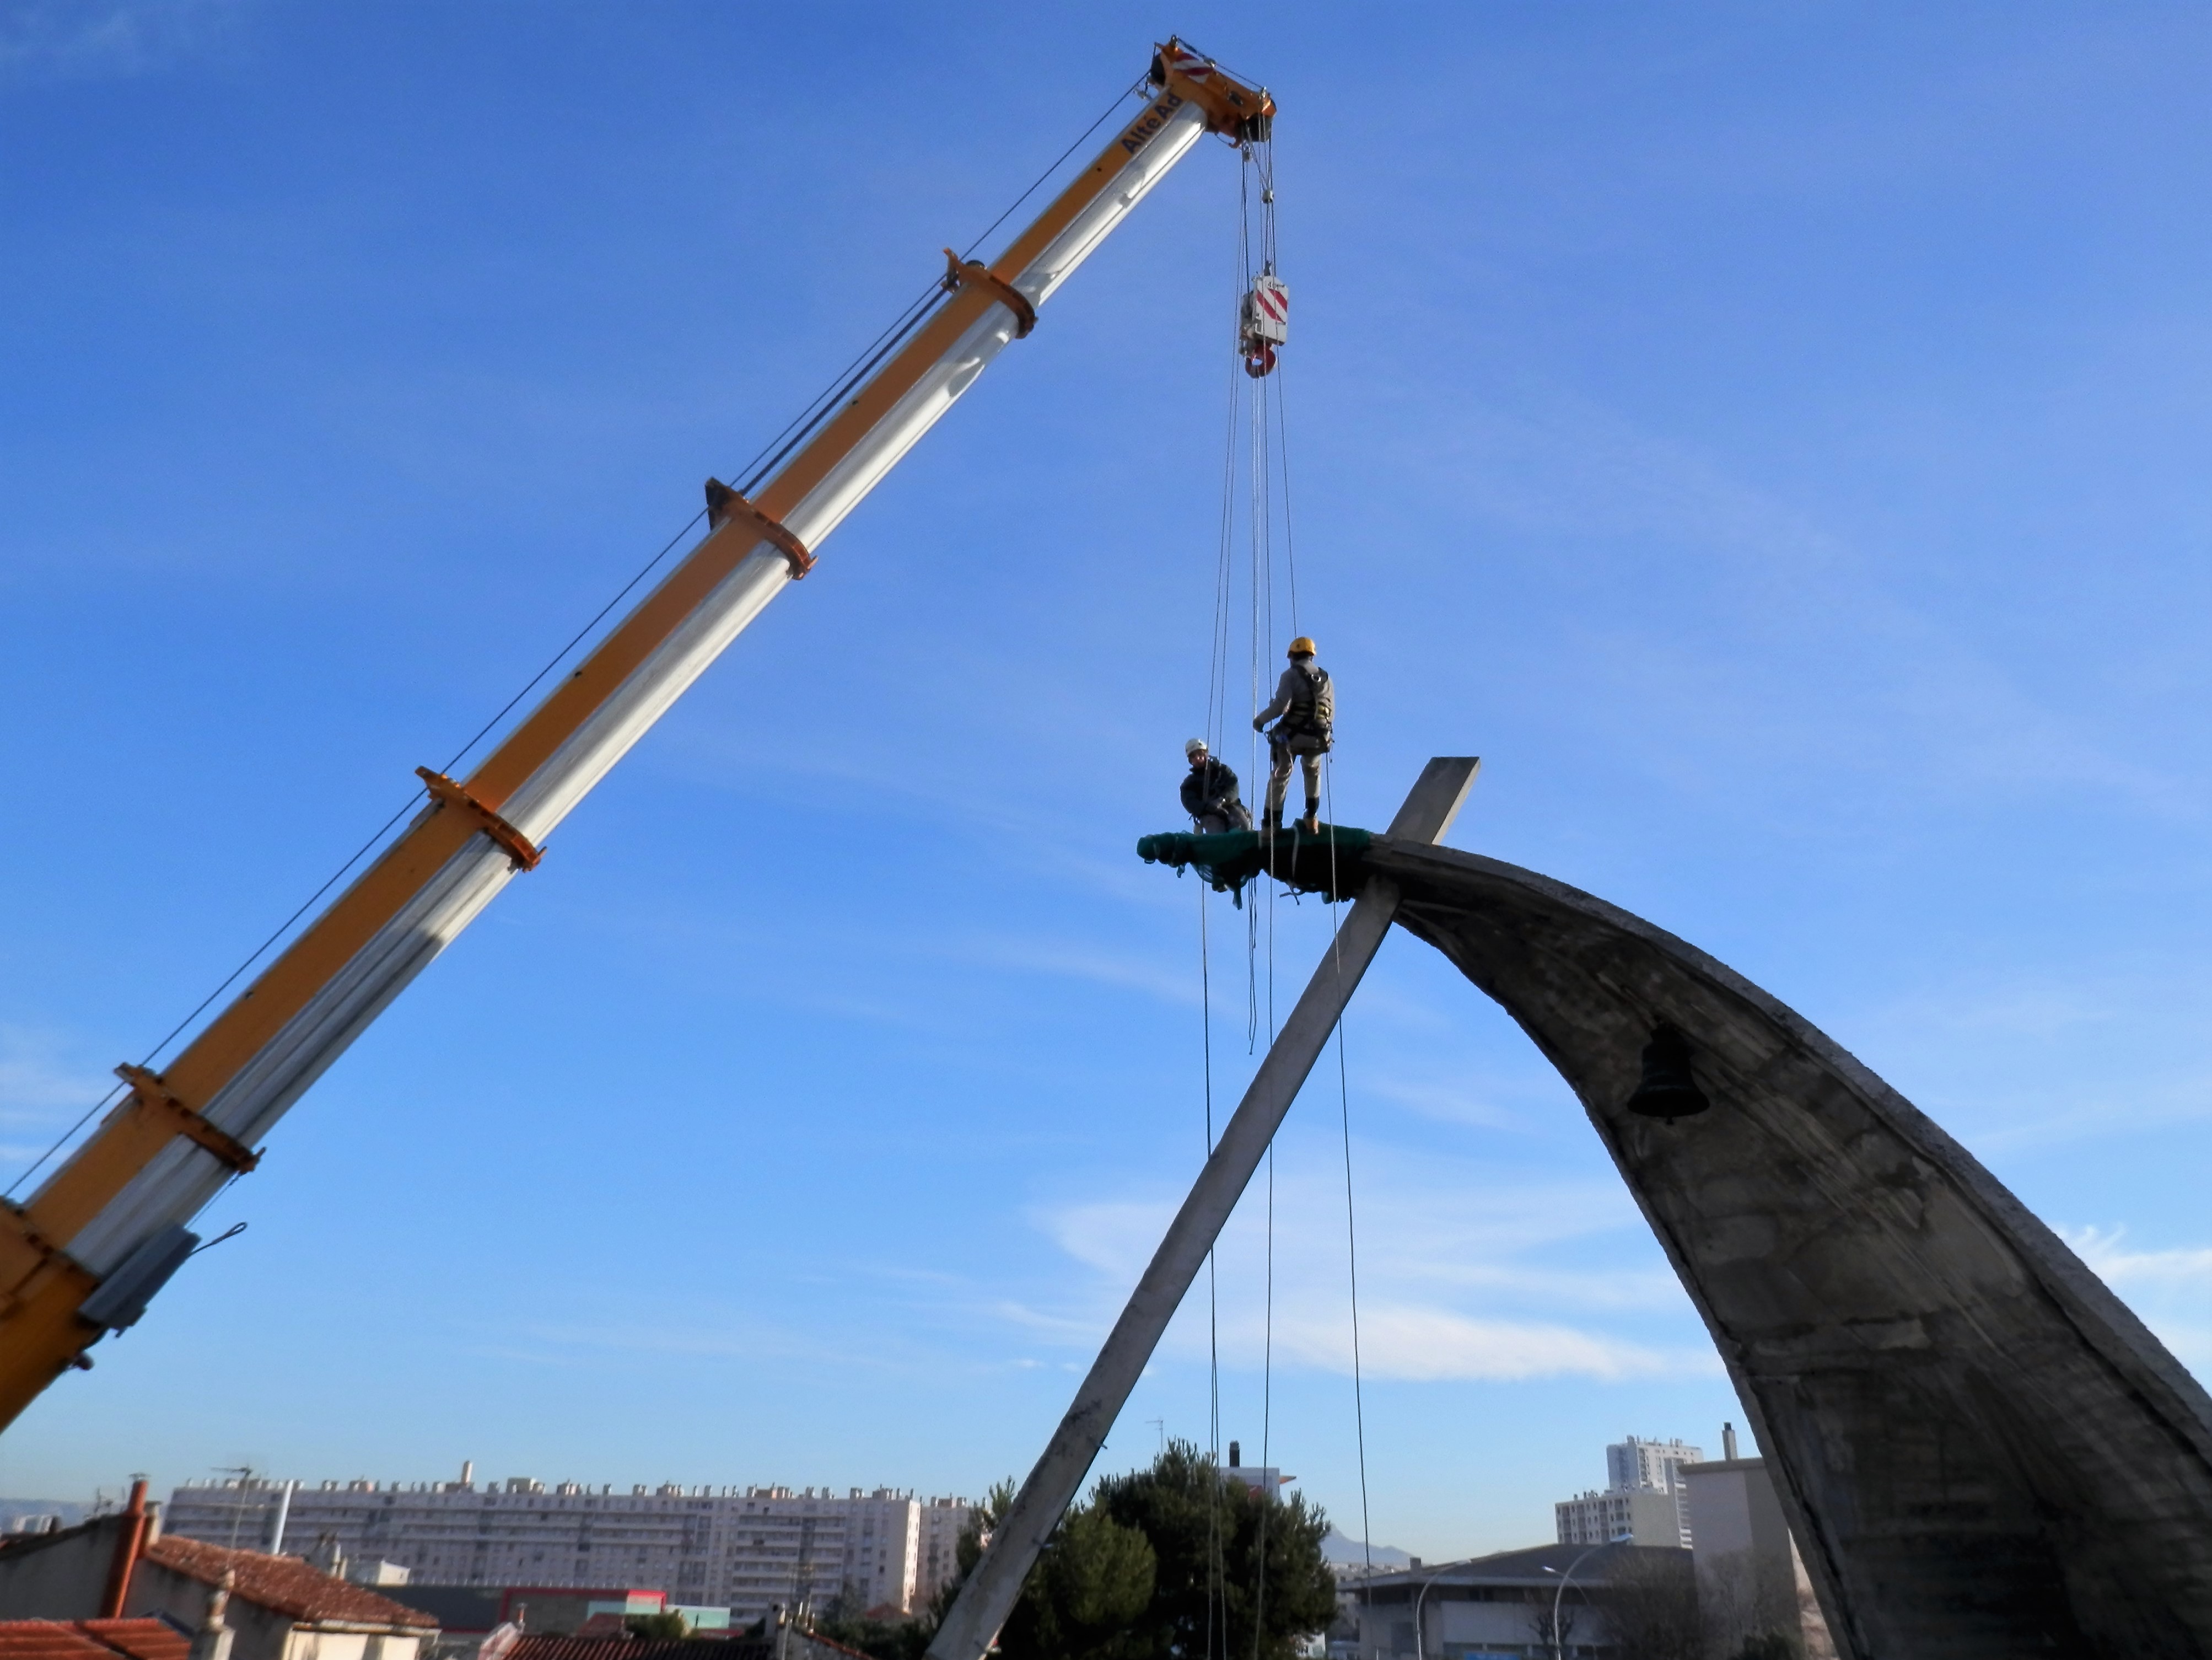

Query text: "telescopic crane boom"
[0, 40, 1273, 1431]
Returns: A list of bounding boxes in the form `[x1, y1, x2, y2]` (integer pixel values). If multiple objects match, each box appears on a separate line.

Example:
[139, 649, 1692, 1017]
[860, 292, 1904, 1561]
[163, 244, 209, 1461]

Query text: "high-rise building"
[1553, 1486, 1683, 1548]
[1606, 1436, 1703, 1502]
[916, 1497, 971, 1609]
[163, 1475, 971, 1627]
[1610, 1435, 1700, 1548]
[1552, 1435, 1703, 1550]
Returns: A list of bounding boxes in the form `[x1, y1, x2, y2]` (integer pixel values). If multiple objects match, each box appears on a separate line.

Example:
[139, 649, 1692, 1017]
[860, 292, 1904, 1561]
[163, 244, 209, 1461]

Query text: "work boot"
[1261, 810, 1283, 838]
[1298, 804, 1321, 837]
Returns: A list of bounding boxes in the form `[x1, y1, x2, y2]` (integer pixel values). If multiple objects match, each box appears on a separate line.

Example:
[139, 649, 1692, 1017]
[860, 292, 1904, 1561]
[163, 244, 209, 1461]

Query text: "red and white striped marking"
[1167, 44, 1215, 80]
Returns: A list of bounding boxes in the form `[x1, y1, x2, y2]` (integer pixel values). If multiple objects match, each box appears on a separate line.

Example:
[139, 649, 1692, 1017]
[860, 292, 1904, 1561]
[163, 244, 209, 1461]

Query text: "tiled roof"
[139, 1539, 435, 1630]
[72, 1623, 188, 1660]
[504, 1638, 869, 1660]
[0, 1619, 191, 1660]
[507, 1641, 772, 1660]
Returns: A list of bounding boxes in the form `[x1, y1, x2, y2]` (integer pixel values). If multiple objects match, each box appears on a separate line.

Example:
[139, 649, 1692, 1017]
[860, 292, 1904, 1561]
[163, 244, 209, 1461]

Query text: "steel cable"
[2, 78, 1156, 1199]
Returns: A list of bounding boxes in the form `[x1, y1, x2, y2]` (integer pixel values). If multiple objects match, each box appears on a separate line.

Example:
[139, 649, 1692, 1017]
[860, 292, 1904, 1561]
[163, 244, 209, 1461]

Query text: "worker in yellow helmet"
[1253, 636, 1333, 836]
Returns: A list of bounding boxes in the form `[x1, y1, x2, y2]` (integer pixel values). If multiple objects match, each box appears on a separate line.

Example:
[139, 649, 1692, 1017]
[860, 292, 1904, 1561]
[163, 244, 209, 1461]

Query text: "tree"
[996, 1499, 1156, 1660]
[1598, 1550, 1702, 1660]
[810, 1605, 933, 1660]
[929, 1444, 1337, 1660]
[625, 1612, 690, 1640]
[1529, 1596, 1579, 1657]
[893, 1478, 1152, 1660]
[1086, 1440, 1337, 1660]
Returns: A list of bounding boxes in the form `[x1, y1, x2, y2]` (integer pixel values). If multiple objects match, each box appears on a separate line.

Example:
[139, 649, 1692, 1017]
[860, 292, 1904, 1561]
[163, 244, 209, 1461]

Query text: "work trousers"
[1264, 730, 1326, 818]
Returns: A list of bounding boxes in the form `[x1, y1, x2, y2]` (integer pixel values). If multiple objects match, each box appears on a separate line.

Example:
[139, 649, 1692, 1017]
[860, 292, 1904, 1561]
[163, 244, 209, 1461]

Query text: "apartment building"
[165, 1474, 971, 1627]
[1553, 1486, 1684, 1548]
[1552, 1433, 1704, 1550]
[915, 1497, 971, 1610]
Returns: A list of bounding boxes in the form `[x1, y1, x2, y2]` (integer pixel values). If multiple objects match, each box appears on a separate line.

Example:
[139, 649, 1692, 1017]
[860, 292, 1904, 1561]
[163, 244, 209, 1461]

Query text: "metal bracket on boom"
[415, 767, 543, 871]
[1150, 38, 1274, 142]
[114, 1065, 260, 1174]
[941, 251, 1037, 339]
[704, 479, 815, 578]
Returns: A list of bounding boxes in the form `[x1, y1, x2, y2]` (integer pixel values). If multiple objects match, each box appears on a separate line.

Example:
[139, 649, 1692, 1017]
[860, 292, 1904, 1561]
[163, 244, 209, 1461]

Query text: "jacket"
[1181, 757, 1245, 822]
[1256, 661, 1333, 741]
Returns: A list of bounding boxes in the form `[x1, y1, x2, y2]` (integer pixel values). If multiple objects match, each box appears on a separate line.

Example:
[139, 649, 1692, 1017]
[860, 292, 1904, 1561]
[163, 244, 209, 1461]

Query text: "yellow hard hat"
[1287, 636, 1317, 657]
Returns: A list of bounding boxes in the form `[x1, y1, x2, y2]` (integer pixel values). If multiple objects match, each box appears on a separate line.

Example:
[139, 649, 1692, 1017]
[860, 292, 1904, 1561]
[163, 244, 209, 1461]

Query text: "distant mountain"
[1320, 1526, 1411, 1570]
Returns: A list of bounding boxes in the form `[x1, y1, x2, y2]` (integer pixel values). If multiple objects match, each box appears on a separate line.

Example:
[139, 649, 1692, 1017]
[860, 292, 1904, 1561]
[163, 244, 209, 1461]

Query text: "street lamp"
[1410, 1559, 1469, 1660]
[1540, 1534, 1631, 1660]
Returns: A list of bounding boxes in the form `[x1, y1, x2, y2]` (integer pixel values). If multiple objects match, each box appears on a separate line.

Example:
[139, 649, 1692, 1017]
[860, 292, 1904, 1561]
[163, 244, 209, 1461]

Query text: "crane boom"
[0, 40, 1273, 1430]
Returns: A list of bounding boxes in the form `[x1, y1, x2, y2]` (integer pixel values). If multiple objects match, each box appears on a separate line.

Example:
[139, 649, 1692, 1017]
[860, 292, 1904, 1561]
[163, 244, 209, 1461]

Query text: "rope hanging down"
[1186, 108, 1381, 1652]
[1190, 110, 1369, 1660]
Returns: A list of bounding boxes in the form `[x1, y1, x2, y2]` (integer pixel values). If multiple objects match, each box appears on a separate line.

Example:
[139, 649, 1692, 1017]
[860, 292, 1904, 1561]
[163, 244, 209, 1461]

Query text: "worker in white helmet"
[1254, 635, 1332, 836]
[1181, 738, 1251, 833]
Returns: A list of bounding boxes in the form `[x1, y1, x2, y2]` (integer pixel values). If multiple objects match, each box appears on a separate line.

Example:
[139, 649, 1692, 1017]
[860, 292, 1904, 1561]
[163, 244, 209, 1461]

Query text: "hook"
[189, 1222, 249, 1256]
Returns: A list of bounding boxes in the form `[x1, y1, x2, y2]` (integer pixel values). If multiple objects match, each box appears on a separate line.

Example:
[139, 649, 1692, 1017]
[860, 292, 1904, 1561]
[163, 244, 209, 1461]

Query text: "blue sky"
[3, 1, 2209, 1560]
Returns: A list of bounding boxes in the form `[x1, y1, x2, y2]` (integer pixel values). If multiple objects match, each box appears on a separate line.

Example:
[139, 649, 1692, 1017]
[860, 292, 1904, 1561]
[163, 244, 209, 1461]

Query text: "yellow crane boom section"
[0, 42, 1273, 1431]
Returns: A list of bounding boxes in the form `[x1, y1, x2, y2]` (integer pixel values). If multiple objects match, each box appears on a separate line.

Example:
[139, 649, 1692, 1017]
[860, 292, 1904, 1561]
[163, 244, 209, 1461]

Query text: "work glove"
[1252, 715, 1268, 733]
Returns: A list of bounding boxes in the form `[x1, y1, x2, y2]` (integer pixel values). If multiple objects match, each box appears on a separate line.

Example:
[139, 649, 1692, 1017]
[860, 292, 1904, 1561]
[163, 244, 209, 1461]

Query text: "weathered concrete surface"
[1364, 837, 2212, 1660]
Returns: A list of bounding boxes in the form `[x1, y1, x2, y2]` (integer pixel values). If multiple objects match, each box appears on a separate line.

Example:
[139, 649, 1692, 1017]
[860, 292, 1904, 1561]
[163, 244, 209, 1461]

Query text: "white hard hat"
[1185, 737, 1208, 757]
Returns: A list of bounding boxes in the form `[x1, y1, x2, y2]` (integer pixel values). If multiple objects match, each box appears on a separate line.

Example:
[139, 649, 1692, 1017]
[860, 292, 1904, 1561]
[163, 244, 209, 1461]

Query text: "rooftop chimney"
[1722, 1423, 1739, 1461]
[459, 1460, 475, 1486]
[1228, 1441, 1241, 1468]
[100, 1479, 150, 1619]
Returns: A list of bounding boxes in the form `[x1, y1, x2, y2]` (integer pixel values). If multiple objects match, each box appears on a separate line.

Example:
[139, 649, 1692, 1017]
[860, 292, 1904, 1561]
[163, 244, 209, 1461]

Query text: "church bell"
[1626, 1022, 1710, 1121]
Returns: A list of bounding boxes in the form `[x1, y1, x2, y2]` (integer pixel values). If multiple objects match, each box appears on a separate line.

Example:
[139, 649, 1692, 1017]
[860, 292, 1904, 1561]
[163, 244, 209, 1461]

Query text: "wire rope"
[1272, 362, 1300, 641]
[1326, 753, 1378, 1585]
[1251, 1138, 1275, 1660]
[1240, 132, 1284, 1660]
[737, 78, 1145, 500]
[1, 80, 1153, 1200]
[1203, 872, 1225, 1660]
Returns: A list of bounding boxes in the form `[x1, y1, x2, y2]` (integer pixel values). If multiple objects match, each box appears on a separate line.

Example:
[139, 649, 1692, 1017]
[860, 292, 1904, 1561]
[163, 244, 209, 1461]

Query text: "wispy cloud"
[1022, 1142, 1709, 1384]
[0, 0, 241, 79]
[1965, 1085, 2212, 1153]
[1362, 1071, 1549, 1132]
[1404, 389, 2194, 815]
[951, 936, 1197, 1008]
[1842, 963, 2212, 1152]
[494, 1317, 881, 1373]
[2062, 1224, 2212, 1374]
[0, 1025, 109, 1130]
[1271, 1304, 1714, 1383]
[2063, 1225, 2212, 1291]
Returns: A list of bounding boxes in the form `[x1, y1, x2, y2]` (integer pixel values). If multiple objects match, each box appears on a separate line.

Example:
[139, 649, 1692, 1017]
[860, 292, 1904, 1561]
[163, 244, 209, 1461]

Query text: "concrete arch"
[1363, 837, 2212, 1658]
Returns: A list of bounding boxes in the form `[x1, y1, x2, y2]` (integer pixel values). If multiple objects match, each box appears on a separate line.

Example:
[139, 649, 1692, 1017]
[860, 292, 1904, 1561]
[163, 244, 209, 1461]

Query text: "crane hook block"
[704, 479, 815, 578]
[1240, 273, 1289, 379]
[415, 767, 543, 871]
[941, 251, 1037, 339]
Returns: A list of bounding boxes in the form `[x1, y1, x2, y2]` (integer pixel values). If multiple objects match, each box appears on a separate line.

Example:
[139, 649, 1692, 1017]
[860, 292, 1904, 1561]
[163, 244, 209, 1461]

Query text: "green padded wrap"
[1134, 824, 1372, 903]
